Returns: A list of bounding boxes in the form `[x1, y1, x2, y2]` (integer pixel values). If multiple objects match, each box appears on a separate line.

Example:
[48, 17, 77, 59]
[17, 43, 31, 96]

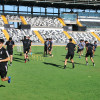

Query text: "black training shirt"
[22, 39, 29, 48]
[86, 43, 94, 53]
[66, 43, 76, 54]
[5, 40, 14, 51]
[0, 47, 9, 67]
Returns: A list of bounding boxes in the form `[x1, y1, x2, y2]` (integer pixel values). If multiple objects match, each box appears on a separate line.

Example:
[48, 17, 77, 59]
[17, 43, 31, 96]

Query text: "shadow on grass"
[13, 57, 24, 63]
[35, 52, 43, 54]
[60, 60, 86, 66]
[14, 53, 22, 56]
[43, 62, 64, 69]
[0, 85, 5, 87]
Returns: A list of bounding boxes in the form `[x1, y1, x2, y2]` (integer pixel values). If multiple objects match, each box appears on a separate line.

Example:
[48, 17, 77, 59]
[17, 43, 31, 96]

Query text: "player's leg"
[90, 54, 95, 66]
[64, 54, 69, 69]
[64, 59, 68, 69]
[93, 50, 95, 57]
[10, 55, 13, 66]
[85, 53, 88, 65]
[1, 69, 11, 83]
[24, 53, 27, 63]
[70, 54, 75, 68]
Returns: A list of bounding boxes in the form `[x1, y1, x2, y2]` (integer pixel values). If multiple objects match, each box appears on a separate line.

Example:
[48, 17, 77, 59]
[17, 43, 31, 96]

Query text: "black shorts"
[78, 49, 83, 52]
[48, 47, 51, 51]
[85, 52, 93, 57]
[24, 48, 29, 53]
[66, 53, 74, 59]
[8, 50, 13, 55]
[0, 64, 8, 79]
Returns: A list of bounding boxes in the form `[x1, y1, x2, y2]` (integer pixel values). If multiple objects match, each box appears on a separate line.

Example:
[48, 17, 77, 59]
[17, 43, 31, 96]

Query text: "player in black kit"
[85, 41, 95, 66]
[22, 36, 30, 63]
[0, 39, 11, 83]
[28, 36, 32, 53]
[48, 38, 53, 57]
[5, 37, 15, 66]
[44, 38, 48, 57]
[64, 38, 76, 69]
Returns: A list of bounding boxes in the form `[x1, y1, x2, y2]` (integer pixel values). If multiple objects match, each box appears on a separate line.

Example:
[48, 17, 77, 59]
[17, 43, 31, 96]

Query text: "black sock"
[72, 63, 75, 68]
[64, 65, 66, 69]
[10, 62, 12, 64]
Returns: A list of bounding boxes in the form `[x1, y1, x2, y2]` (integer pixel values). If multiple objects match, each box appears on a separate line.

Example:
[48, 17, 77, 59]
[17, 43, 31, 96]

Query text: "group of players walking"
[0, 36, 97, 84]
[64, 38, 97, 69]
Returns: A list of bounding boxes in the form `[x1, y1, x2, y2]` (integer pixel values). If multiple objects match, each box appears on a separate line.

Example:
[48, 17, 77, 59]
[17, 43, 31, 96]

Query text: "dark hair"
[0, 39, 4, 43]
[9, 37, 12, 41]
[24, 36, 26, 39]
[69, 38, 72, 41]
[85, 40, 88, 43]
[94, 41, 97, 43]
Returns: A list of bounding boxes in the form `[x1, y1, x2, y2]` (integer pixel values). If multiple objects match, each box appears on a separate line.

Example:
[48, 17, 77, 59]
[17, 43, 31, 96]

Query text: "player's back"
[67, 43, 75, 54]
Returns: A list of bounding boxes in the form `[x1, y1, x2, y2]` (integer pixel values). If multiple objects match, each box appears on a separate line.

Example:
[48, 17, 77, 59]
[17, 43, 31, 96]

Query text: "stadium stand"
[0, 29, 7, 42]
[24, 16, 63, 28]
[38, 30, 69, 43]
[68, 31, 98, 44]
[80, 21, 100, 28]
[95, 32, 100, 37]
[0, 15, 4, 26]
[6, 15, 21, 21]
[6, 29, 40, 43]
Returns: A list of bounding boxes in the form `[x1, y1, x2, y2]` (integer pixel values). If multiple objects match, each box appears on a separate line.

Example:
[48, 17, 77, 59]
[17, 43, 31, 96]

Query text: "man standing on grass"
[5, 37, 15, 66]
[78, 40, 84, 58]
[0, 39, 11, 83]
[44, 38, 48, 57]
[64, 38, 76, 69]
[22, 36, 30, 63]
[85, 41, 95, 66]
[48, 38, 53, 57]
[93, 41, 97, 57]
[28, 36, 32, 55]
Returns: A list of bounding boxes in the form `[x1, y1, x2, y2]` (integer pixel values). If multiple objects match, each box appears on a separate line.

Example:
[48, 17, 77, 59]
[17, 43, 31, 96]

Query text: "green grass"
[0, 46, 100, 100]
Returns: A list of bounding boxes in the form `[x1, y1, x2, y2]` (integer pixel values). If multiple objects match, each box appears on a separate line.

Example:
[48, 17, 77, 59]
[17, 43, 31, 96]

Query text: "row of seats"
[6, 15, 21, 21]
[68, 31, 98, 44]
[24, 16, 63, 28]
[80, 21, 100, 28]
[0, 15, 63, 28]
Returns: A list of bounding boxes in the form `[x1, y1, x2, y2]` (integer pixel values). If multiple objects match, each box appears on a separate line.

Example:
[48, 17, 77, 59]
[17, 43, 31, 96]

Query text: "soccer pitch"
[0, 46, 100, 100]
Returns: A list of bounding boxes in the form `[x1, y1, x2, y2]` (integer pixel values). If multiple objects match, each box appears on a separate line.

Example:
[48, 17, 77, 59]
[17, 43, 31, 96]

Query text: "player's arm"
[13, 41, 15, 49]
[0, 57, 10, 62]
[65, 46, 68, 50]
[92, 46, 95, 53]
[75, 46, 77, 51]
[86, 47, 88, 53]
[4, 45, 7, 49]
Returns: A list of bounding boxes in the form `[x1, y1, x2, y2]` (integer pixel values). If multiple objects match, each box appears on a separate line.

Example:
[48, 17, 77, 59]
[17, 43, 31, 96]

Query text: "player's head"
[0, 39, 4, 47]
[69, 38, 72, 42]
[9, 37, 12, 41]
[85, 40, 88, 44]
[94, 41, 97, 44]
[49, 38, 51, 41]
[28, 36, 30, 39]
[80, 40, 82, 42]
[24, 36, 26, 40]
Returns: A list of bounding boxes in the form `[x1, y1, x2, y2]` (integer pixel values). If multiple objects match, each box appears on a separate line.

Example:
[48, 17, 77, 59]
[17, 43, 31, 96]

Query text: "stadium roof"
[1, 0, 100, 10]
